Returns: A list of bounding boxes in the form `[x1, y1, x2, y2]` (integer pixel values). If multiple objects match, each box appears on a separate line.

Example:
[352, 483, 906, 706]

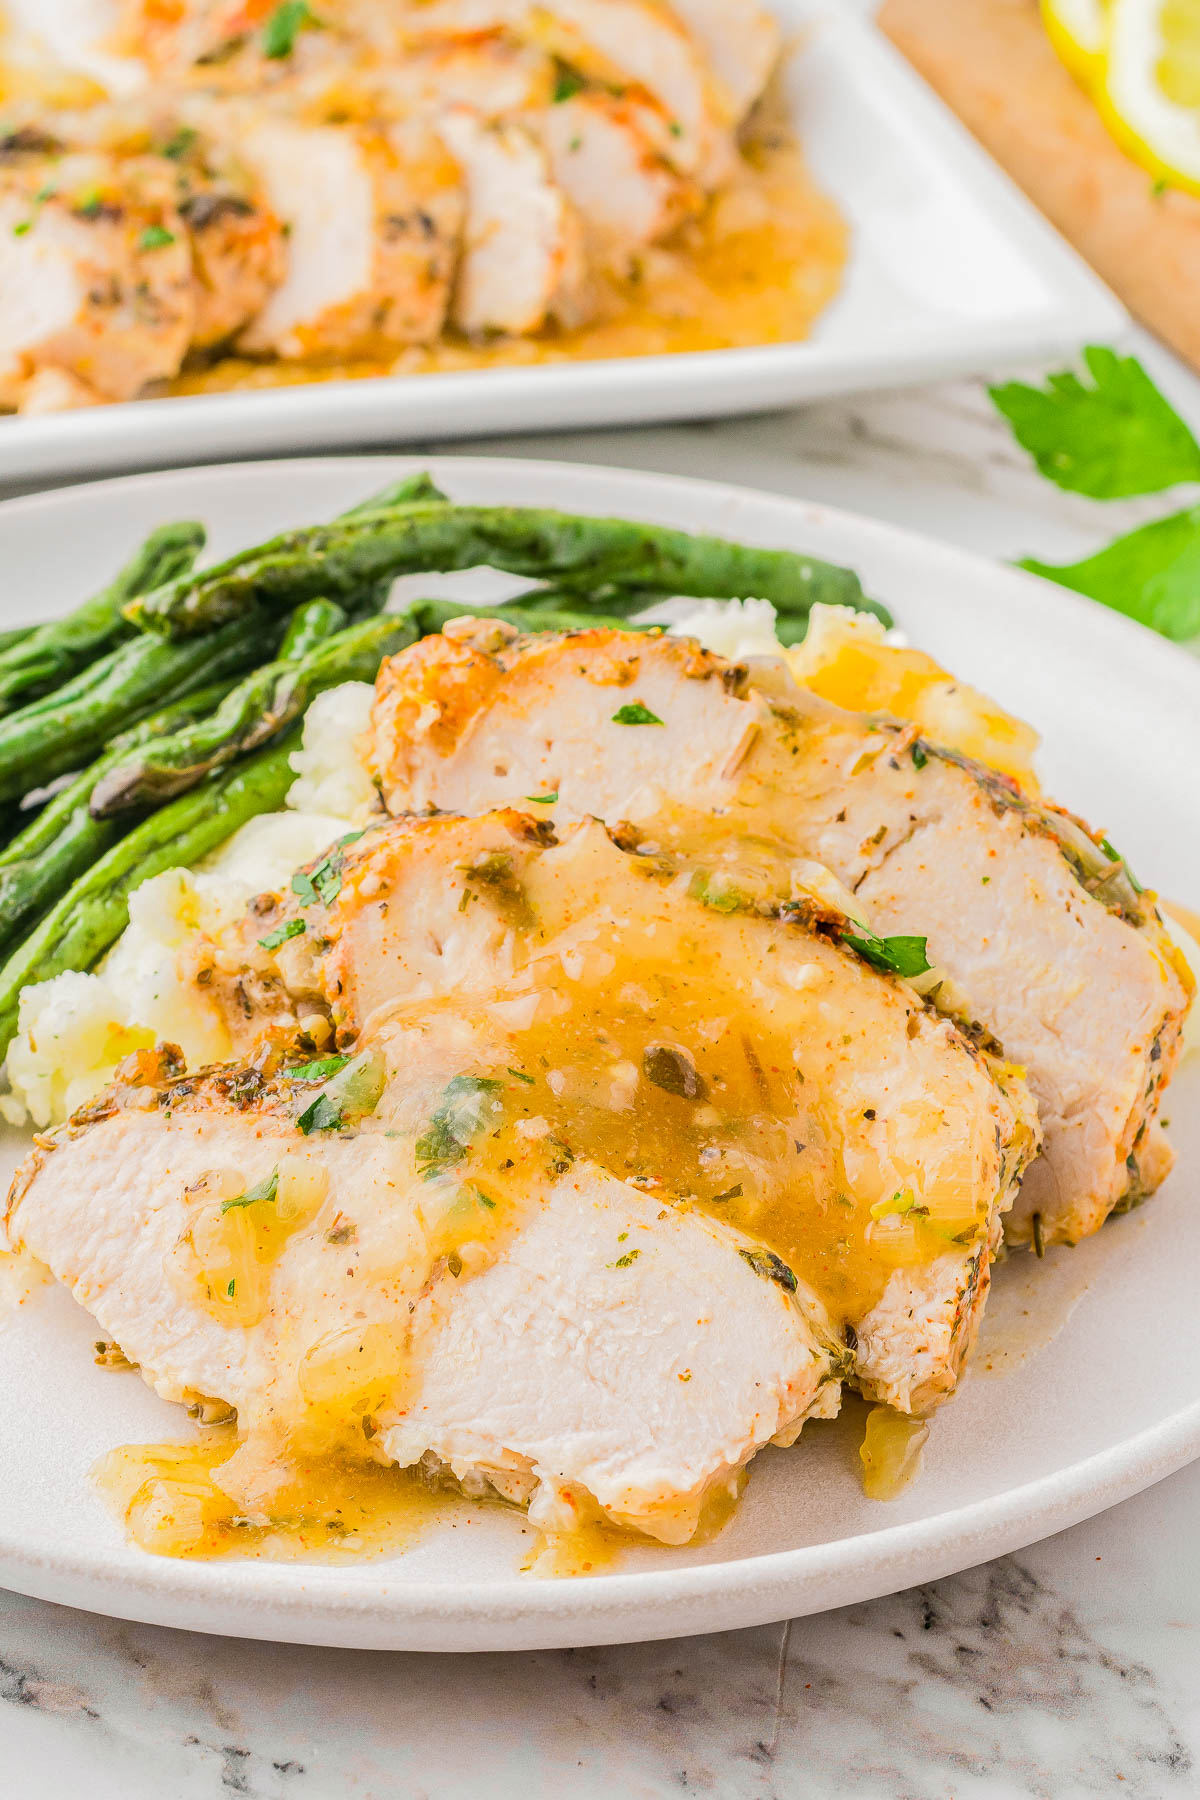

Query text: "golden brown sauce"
[439, 854, 989, 1330]
[858, 1403, 929, 1500]
[94, 1429, 467, 1562]
[171, 130, 847, 398]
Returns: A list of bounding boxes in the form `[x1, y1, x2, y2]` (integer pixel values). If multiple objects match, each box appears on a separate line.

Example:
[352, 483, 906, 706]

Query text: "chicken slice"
[163, 121, 286, 350]
[374, 32, 555, 117]
[365, 627, 1192, 1248]
[381, 1158, 839, 1545]
[666, 0, 782, 122]
[538, 93, 699, 268]
[6, 1030, 839, 1548]
[438, 107, 590, 336]
[400, 0, 734, 183]
[197, 809, 1039, 1411]
[0, 149, 194, 410]
[235, 115, 463, 359]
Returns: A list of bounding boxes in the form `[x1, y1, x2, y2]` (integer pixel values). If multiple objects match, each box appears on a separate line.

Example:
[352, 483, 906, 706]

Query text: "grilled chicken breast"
[438, 107, 590, 336]
[539, 93, 698, 268]
[366, 627, 1191, 1247]
[191, 808, 1039, 1411]
[235, 115, 463, 359]
[7, 1023, 841, 1547]
[0, 148, 193, 410]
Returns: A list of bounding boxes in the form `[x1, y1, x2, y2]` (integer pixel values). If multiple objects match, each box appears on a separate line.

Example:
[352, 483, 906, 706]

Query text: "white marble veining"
[4, 325, 1200, 1796]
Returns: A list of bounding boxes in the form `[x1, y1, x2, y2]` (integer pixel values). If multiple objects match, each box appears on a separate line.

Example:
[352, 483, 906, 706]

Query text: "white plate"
[0, 2, 1124, 487]
[0, 454, 1195, 1653]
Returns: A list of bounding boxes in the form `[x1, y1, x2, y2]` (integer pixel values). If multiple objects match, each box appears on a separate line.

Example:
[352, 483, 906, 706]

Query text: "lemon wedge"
[1042, 0, 1109, 86]
[1100, 0, 1200, 193]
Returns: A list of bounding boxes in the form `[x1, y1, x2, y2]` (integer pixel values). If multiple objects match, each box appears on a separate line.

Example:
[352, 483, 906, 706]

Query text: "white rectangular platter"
[0, 1, 1125, 486]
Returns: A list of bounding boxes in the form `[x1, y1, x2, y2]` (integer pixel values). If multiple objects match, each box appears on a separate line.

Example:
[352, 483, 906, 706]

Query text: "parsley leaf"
[610, 1248, 641, 1269]
[841, 928, 931, 980]
[612, 701, 664, 726]
[990, 348, 1200, 498]
[262, 0, 319, 58]
[259, 917, 305, 950]
[287, 1053, 349, 1082]
[552, 65, 586, 102]
[525, 792, 557, 804]
[222, 1169, 279, 1213]
[295, 1049, 384, 1134]
[1021, 504, 1200, 642]
[297, 1092, 343, 1134]
[415, 1074, 505, 1179]
[290, 832, 362, 908]
[138, 224, 176, 251]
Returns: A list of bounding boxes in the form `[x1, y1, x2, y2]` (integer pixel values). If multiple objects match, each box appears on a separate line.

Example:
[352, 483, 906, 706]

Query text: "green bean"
[90, 614, 418, 816]
[126, 505, 879, 640]
[0, 610, 281, 803]
[0, 739, 296, 1060]
[0, 521, 205, 713]
[279, 599, 350, 659]
[410, 598, 642, 639]
[339, 471, 449, 516]
[0, 683, 232, 953]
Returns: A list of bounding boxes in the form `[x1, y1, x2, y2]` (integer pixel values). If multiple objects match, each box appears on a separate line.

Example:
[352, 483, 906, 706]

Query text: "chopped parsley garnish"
[291, 832, 363, 908]
[287, 1053, 349, 1082]
[990, 347, 1200, 499]
[11, 220, 31, 237]
[296, 1048, 384, 1135]
[259, 916, 305, 950]
[525, 791, 558, 805]
[610, 1248, 641, 1269]
[226, 1278, 237, 1297]
[162, 126, 198, 161]
[840, 927, 931, 981]
[506, 1066, 535, 1084]
[474, 1187, 498, 1210]
[414, 1074, 505, 1179]
[552, 65, 586, 103]
[910, 741, 928, 770]
[710, 1184, 743, 1204]
[138, 224, 176, 250]
[222, 1169, 279, 1213]
[612, 701, 664, 726]
[297, 1092, 343, 1134]
[262, 0, 319, 58]
[739, 1248, 798, 1293]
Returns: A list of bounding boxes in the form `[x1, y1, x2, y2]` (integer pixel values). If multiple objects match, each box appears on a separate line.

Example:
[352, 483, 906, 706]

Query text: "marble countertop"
[5, 331, 1200, 1797]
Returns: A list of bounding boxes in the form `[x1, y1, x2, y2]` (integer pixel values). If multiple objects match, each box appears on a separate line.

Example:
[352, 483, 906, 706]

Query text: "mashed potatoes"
[4, 683, 377, 1128]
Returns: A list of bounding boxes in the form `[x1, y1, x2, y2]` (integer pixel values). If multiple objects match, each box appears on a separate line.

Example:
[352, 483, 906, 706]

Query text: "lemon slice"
[1042, 0, 1109, 86]
[1101, 0, 1200, 192]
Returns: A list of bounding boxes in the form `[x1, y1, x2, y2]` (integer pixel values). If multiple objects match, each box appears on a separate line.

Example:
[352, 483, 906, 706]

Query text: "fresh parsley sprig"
[990, 347, 1200, 499]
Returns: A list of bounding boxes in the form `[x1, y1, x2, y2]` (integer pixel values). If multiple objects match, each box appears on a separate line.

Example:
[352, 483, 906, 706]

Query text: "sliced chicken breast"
[374, 32, 555, 117]
[366, 627, 1192, 1248]
[196, 808, 1039, 1411]
[0, 149, 194, 410]
[164, 122, 286, 350]
[538, 93, 698, 267]
[235, 116, 463, 359]
[400, 0, 734, 183]
[667, 0, 782, 121]
[438, 107, 590, 335]
[7, 1029, 839, 1548]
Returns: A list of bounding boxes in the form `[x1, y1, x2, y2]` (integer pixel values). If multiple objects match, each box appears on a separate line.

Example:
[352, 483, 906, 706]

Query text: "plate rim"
[0, 450, 1196, 1651]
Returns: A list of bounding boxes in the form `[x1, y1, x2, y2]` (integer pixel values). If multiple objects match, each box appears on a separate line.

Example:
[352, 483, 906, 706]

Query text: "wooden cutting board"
[879, 0, 1200, 373]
